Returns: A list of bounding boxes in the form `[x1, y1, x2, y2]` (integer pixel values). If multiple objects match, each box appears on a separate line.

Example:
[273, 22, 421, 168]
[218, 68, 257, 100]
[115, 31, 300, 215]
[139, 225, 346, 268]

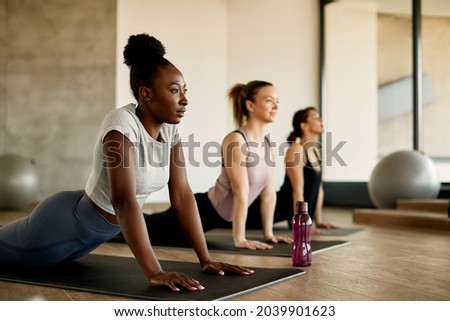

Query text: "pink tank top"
[207, 129, 274, 222]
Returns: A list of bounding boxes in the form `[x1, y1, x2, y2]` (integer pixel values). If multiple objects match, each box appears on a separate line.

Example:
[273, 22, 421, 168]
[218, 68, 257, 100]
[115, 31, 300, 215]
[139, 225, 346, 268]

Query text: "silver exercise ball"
[368, 150, 440, 208]
[0, 154, 38, 210]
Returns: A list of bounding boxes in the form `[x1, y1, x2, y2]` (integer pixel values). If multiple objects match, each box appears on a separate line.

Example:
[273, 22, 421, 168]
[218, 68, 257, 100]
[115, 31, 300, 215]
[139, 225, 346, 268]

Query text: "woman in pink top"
[144, 81, 292, 250]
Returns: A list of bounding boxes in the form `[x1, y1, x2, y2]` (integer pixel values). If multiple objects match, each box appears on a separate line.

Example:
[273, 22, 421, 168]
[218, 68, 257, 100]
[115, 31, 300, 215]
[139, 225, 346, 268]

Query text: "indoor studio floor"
[0, 205, 449, 301]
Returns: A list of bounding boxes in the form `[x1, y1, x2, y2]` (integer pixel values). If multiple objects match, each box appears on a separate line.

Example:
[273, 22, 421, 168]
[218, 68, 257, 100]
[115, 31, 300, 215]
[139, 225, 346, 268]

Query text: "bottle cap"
[296, 201, 308, 213]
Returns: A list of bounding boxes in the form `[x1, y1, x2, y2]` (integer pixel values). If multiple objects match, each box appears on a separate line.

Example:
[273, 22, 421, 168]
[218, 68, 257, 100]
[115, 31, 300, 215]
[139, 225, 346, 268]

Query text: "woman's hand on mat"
[313, 222, 339, 234]
[234, 239, 273, 250]
[149, 270, 205, 292]
[265, 234, 293, 244]
[201, 261, 255, 276]
[316, 222, 339, 229]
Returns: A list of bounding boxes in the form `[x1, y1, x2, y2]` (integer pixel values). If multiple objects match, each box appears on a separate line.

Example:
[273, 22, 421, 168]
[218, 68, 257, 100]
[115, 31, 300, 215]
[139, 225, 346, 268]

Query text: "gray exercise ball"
[0, 153, 38, 210]
[368, 150, 440, 208]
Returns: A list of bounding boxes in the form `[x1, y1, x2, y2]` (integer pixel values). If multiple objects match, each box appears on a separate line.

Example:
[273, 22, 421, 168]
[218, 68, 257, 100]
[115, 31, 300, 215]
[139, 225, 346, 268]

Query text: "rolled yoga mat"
[0, 254, 304, 301]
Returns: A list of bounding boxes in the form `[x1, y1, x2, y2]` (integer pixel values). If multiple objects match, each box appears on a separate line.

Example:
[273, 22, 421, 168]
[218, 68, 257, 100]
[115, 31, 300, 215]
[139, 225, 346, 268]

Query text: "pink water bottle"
[292, 201, 312, 266]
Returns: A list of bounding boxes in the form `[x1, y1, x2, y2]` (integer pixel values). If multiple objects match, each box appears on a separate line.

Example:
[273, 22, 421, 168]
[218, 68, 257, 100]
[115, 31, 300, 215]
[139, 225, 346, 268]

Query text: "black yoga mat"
[199, 236, 350, 257]
[111, 234, 350, 257]
[321, 227, 364, 236]
[0, 254, 304, 301]
[272, 225, 364, 236]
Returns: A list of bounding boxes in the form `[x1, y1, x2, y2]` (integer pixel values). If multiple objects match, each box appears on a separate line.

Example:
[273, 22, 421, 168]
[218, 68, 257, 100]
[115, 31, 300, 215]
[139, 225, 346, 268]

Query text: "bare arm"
[259, 149, 292, 244]
[286, 146, 337, 231]
[314, 184, 339, 229]
[167, 141, 255, 276]
[314, 184, 324, 225]
[105, 131, 218, 292]
[103, 131, 163, 281]
[167, 141, 210, 265]
[285, 144, 306, 217]
[259, 176, 277, 239]
[223, 133, 272, 250]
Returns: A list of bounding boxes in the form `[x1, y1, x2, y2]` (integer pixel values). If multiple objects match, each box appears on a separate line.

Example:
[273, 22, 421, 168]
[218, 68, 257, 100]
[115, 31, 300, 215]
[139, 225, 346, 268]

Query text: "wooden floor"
[1, 205, 449, 301]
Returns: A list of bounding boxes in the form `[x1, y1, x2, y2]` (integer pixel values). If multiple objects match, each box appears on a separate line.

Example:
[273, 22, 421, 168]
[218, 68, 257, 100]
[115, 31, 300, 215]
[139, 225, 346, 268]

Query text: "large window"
[322, 0, 450, 182]
[422, 1, 450, 174]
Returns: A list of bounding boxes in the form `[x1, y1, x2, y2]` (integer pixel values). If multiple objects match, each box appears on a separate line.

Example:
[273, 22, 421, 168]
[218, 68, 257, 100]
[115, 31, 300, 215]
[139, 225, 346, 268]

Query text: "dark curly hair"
[123, 33, 174, 100]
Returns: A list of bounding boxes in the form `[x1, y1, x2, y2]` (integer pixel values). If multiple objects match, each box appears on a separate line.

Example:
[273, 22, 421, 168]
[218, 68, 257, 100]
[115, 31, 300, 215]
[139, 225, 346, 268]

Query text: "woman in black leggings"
[144, 81, 292, 249]
[246, 107, 338, 232]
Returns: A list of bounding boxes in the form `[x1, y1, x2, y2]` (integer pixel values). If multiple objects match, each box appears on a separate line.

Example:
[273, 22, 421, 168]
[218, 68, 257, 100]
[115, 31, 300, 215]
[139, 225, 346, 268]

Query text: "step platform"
[353, 199, 450, 231]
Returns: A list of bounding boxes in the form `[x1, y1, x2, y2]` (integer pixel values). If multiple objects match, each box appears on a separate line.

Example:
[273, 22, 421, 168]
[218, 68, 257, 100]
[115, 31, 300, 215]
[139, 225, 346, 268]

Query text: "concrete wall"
[0, 1, 6, 154]
[0, 0, 116, 200]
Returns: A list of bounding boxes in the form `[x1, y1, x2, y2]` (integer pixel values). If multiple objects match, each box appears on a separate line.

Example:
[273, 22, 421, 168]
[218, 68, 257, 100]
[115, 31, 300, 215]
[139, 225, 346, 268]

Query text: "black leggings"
[144, 192, 294, 246]
[144, 192, 231, 246]
[245, 193, 294, 230]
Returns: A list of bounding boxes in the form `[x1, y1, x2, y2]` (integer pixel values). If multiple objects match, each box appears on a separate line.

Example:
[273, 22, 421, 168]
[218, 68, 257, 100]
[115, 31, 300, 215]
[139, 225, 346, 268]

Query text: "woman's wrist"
[148, 269, 165, 281]
[263, 232, 274, 240]
[200, 258, 212, 268]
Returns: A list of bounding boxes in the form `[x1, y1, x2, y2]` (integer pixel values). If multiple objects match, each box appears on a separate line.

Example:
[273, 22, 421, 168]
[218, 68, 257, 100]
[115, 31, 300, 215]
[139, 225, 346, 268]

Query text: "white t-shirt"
[85, 103, 180, 214]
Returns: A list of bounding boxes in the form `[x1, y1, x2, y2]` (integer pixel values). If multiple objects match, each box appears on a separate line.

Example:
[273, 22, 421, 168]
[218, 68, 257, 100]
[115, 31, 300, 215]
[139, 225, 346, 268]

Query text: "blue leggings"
[0, 190, 120, 267]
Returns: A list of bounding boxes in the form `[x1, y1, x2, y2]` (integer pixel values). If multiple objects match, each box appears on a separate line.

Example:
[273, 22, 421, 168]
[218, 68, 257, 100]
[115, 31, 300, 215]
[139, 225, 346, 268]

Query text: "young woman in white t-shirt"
[0, 34, 253, 292]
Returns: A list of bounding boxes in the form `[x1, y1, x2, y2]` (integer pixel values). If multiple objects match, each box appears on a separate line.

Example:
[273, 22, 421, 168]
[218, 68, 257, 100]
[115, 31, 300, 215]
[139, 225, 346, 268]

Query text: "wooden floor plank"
[396, 198, 449, 214]
[353, 208, 450, 231]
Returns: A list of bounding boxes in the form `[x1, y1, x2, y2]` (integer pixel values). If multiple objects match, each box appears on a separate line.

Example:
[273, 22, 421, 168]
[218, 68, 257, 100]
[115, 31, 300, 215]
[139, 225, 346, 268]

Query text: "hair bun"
[123, 33, 166, 67]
